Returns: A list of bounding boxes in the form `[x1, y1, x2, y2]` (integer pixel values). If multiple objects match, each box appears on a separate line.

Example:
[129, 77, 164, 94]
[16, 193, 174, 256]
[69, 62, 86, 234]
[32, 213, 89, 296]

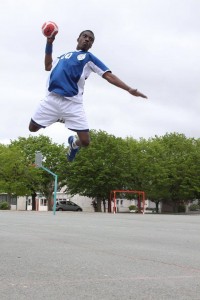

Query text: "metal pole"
[53, 175, 58, 215]
[40, 165, 58, 216]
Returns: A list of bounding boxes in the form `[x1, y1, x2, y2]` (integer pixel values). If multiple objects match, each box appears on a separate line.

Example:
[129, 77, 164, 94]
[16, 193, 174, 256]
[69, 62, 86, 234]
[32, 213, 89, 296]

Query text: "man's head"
[76, 30, 95, 52]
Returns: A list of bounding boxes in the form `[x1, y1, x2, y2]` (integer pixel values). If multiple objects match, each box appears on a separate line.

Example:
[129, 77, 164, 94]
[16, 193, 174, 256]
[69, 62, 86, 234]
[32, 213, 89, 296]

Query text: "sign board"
[35, 151, 43, 167]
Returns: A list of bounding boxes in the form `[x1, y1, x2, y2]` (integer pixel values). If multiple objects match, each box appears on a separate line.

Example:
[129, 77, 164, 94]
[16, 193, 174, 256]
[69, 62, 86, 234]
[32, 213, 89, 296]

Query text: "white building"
[0, 188, 158, 213]
[15, 187, 94, 212]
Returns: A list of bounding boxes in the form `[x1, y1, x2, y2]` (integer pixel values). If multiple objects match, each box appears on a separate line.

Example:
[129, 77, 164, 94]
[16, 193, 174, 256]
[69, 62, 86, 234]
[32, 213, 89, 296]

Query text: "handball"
[41, 21, 58, 38]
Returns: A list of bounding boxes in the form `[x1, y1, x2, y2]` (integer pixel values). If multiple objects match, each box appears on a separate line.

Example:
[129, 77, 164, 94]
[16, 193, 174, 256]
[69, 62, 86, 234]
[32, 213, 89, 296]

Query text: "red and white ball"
[41, 21, 58, 38]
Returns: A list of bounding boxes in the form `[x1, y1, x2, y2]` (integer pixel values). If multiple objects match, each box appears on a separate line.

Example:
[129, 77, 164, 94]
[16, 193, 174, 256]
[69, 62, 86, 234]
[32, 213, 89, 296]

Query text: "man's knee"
[77, 131, 90, 147]
[80, 138, 90, 147]
[28, 120, 41, 132]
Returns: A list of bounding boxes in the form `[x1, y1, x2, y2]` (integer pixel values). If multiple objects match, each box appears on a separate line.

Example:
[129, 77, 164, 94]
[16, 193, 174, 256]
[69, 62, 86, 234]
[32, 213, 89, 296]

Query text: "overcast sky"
[1, 0, 200, 146]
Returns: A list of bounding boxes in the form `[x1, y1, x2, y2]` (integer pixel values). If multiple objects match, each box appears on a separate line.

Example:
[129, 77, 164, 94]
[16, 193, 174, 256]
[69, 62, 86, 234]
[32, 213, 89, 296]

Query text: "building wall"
[14, 190, 94, 212]
[54, 188, 94, 212]
[17, 196, 27, 210]
[1, 191, 158, 213]
[115, 199, 157, 213]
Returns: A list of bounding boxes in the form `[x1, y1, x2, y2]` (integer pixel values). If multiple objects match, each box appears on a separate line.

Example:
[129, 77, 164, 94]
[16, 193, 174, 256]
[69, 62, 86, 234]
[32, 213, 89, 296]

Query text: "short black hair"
[78, 30, 95, 40]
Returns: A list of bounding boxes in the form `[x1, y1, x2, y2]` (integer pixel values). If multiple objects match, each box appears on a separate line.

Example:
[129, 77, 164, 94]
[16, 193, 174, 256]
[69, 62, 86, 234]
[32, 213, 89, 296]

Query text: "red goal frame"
[109, 190, 146, 214]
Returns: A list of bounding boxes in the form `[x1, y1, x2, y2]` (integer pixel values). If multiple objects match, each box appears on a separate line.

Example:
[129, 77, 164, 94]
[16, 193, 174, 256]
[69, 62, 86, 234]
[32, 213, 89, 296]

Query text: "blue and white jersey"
[47, 50, 111, 102]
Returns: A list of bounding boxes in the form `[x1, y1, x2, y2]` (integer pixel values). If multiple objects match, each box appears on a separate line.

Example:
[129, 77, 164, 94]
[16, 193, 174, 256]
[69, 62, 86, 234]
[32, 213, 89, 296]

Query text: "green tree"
[11, 135, 67, 210]
[159, 133, 200, 211]
[136, 137, 172, 212]
[0, 144, 40, 197]
[64, 130, 131, 212]
[137, 133, 200, 213]
[5, 131, 199, 214]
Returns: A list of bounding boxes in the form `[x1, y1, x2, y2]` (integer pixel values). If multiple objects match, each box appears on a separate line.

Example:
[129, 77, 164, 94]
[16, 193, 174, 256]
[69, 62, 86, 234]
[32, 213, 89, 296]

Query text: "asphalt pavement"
[0, 211, 200, 300]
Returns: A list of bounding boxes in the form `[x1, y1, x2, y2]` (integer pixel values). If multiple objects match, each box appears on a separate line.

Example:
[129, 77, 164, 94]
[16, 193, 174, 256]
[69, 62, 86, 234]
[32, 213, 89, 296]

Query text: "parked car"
[56, 200, 82, 212]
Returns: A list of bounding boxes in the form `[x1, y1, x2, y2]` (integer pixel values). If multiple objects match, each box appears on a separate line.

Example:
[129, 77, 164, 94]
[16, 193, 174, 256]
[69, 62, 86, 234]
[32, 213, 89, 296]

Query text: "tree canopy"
[9, 135, 67, 210]
[0, 131, 200, 212]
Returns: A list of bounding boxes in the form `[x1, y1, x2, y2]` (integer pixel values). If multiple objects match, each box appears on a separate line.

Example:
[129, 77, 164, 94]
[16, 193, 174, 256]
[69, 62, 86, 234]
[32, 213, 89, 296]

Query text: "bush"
[129, 205, 137, 211]
[177, 204, 186, 213]
[0, 201, 10, 210]
[189, 204, 200, 211]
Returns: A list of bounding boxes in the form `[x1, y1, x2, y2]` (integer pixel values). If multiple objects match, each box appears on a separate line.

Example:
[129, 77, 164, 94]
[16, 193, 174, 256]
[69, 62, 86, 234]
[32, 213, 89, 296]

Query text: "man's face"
[77, 31, 94, 51]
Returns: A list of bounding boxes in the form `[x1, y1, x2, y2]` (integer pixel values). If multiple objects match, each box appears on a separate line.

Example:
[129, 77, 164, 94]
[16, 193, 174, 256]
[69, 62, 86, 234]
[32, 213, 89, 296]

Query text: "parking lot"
[0, 211, 200, 300]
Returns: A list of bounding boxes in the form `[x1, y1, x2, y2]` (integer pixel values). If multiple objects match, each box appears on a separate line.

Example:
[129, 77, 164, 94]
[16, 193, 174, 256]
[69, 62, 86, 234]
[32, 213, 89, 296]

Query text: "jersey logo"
[77, 54, 86, 61]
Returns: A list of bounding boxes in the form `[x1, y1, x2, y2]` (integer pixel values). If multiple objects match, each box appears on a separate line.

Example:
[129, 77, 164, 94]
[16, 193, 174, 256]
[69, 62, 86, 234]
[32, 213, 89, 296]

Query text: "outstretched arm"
[44, 36, 55, 71]
[103, 71, 147, 98]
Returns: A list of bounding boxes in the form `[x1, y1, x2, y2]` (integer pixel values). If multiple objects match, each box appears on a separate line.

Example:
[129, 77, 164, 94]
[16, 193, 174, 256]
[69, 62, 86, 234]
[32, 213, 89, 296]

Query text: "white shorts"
[31, 92, 89, 131]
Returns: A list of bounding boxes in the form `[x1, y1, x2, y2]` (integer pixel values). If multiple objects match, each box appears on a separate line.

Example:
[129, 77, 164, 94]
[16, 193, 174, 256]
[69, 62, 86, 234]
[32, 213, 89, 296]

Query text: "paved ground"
[0, 211, 200, 300]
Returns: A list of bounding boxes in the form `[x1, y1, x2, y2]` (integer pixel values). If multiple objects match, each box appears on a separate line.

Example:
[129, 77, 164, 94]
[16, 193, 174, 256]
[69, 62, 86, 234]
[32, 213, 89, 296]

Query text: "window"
[40, 198, 47, 206]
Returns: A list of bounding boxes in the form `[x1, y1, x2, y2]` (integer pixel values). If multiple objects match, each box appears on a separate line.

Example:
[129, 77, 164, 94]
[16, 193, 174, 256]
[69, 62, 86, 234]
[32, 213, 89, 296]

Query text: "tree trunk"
[48, 195, 53, 211]
[103, 199, 106, 212]
[32, 192, 37, 211]
[96, 197, 102, 212]
[92, 200, 98, 212]
[155, 201, 159, 213]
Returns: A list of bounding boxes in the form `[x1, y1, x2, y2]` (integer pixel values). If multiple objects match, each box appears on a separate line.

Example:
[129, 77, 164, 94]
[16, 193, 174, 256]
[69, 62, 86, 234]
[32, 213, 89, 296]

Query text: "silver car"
[56, 200, 82, 212]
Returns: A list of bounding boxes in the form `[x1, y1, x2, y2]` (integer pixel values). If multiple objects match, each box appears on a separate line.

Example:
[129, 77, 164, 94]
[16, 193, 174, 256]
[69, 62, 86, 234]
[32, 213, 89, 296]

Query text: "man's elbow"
[45, 65, 52, 71]
[103, 71, 113, 82]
